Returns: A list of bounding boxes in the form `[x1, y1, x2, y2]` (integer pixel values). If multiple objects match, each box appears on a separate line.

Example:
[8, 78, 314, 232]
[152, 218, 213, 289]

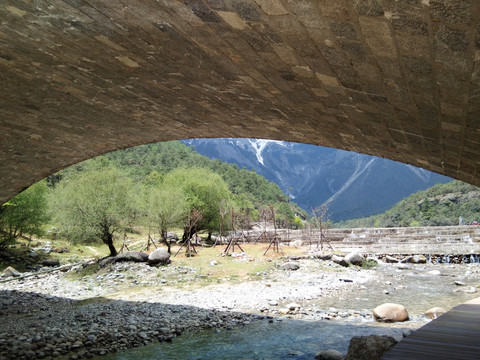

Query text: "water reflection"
[99, 319, 406, 360]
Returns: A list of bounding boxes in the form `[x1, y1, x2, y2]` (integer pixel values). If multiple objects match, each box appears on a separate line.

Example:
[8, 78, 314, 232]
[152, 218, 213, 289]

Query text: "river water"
[99, 263, 479, 360]
[100, 319, 407, 360]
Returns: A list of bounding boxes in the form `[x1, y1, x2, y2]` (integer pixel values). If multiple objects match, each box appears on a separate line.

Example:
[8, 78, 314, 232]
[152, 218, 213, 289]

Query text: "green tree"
[276, 202, 295, 229]
[293, 216, 304, 230]
[142, 183, 188, 253]
[0, 180, 49, 244]
[232, 194, 258, 232]
[49, 167, 137, 256]
[163, 168, 233, 240]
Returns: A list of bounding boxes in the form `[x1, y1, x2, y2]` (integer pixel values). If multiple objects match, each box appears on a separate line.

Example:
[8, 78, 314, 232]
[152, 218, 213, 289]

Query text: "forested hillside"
[336, 181, 480, 228]
[2, 141, 308, 254]
[64, 141, 300, 211]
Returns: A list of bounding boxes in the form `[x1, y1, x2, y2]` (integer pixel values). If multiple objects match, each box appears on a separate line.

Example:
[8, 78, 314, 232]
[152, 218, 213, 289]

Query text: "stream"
[98, 262, 480, 360]
[99, 319, 407, 360]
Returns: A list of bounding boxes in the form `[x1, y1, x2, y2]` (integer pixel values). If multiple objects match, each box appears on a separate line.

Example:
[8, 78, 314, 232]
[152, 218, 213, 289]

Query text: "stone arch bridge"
[1, 0, 480, 203]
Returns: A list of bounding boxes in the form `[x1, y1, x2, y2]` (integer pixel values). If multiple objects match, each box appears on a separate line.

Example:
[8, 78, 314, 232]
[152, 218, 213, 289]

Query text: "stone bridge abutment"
[1, 0, 480, 203]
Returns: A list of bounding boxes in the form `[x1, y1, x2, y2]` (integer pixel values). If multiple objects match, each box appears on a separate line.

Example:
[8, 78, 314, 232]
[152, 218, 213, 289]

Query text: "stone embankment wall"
[242, 226, 480, 255]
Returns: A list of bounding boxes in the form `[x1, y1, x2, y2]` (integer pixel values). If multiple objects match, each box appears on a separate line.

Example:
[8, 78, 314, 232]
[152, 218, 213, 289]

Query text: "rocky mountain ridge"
[183, 138, 451, 221]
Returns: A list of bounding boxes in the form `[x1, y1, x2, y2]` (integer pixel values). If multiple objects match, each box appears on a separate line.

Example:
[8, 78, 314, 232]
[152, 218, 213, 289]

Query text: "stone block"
[358, 17, 397, 58]
[352, 0, 384, 16]
[430, 0, 472, 25]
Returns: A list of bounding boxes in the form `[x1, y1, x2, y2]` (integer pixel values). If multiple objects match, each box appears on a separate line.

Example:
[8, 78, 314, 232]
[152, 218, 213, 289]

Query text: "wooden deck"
[383, 297, 480, 359]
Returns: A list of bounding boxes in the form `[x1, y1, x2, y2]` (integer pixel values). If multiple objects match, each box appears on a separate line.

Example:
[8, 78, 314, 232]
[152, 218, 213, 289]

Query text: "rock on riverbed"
[373, 303, 409, 323]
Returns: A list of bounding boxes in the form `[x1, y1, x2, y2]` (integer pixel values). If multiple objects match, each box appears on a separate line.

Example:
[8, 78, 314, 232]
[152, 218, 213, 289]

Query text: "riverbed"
[0, 255, 479, 360]
[95, 261, 480, 360]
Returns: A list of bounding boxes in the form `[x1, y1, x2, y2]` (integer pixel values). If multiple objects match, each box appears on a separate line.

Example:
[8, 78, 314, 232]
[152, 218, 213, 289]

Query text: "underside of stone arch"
[1, 0, 480, 203]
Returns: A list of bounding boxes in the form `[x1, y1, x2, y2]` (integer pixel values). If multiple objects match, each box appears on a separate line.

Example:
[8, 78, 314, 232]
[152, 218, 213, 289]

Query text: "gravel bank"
[0, 289, 259, 360]
[0, 257, 373, 359]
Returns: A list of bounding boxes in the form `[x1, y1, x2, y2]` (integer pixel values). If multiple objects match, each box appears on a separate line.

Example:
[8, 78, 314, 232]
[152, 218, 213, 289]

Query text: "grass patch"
[170, 243, 304, 285]
[361, 259, 378, 269]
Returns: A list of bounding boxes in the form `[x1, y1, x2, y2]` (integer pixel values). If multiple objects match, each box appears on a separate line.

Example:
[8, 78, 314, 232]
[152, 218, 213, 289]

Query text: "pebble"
[138, 332, 149, 340]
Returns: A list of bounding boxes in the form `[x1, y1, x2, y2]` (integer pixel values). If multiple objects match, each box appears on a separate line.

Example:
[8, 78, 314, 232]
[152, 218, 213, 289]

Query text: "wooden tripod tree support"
[253, 231, 267, 243]
[251, 228, 274, 245]
[174, 236, 199, 257]
[223, 208, 246, 255]
[174, 209, 202, 257]
[313, 204, 334, 251]
[119, 232, 131, 253]
[213, 235, 226, 247]
[137, 227, 158, 253]
[223, 235, 245, 255]
[320, 232, 334, 251]
[144, 234, 158, 252]
[263, 205, 284, 256]
[263, 236, 284, 256]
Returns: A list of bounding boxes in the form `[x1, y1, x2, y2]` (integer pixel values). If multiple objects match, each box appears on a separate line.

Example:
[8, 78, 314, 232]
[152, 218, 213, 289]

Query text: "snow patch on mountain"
[247, 139, 285, 166]
[406, 164, 431, 182]
[323, 158, 376, 206]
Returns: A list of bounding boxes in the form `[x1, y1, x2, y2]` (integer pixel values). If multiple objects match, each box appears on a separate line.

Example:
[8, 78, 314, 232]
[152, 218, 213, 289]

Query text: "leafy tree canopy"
[0, 180, 49, 243]
[49, 141, 300, 218]
[141, 182, 189, 252]
[49, 167, 137, 256]
[163, 167, 233, 237]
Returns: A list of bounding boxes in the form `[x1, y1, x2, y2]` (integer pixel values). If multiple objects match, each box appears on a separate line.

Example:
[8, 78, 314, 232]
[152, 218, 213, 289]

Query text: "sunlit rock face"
[1, 0, 480, 203]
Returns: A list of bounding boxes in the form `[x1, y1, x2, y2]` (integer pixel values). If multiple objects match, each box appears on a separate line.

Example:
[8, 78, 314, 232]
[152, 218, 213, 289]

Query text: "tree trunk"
[106, 239, 117, 257]
[182, 228, 189, 242]
[161, 230, 171, 254]
[101, 226, 117, 257]
[182, 225, 197, 242]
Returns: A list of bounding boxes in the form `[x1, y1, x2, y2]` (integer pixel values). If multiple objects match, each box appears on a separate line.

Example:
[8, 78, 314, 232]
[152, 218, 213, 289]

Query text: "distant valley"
[183, 138, 451, 221]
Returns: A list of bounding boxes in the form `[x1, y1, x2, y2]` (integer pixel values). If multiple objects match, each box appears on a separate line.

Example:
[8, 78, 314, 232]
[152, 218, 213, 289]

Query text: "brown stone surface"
[1, 1, 480, 203]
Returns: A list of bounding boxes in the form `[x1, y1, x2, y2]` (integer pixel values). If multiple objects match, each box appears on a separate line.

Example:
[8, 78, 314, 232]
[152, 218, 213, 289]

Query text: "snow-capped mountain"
[182, 138, 451, 221]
